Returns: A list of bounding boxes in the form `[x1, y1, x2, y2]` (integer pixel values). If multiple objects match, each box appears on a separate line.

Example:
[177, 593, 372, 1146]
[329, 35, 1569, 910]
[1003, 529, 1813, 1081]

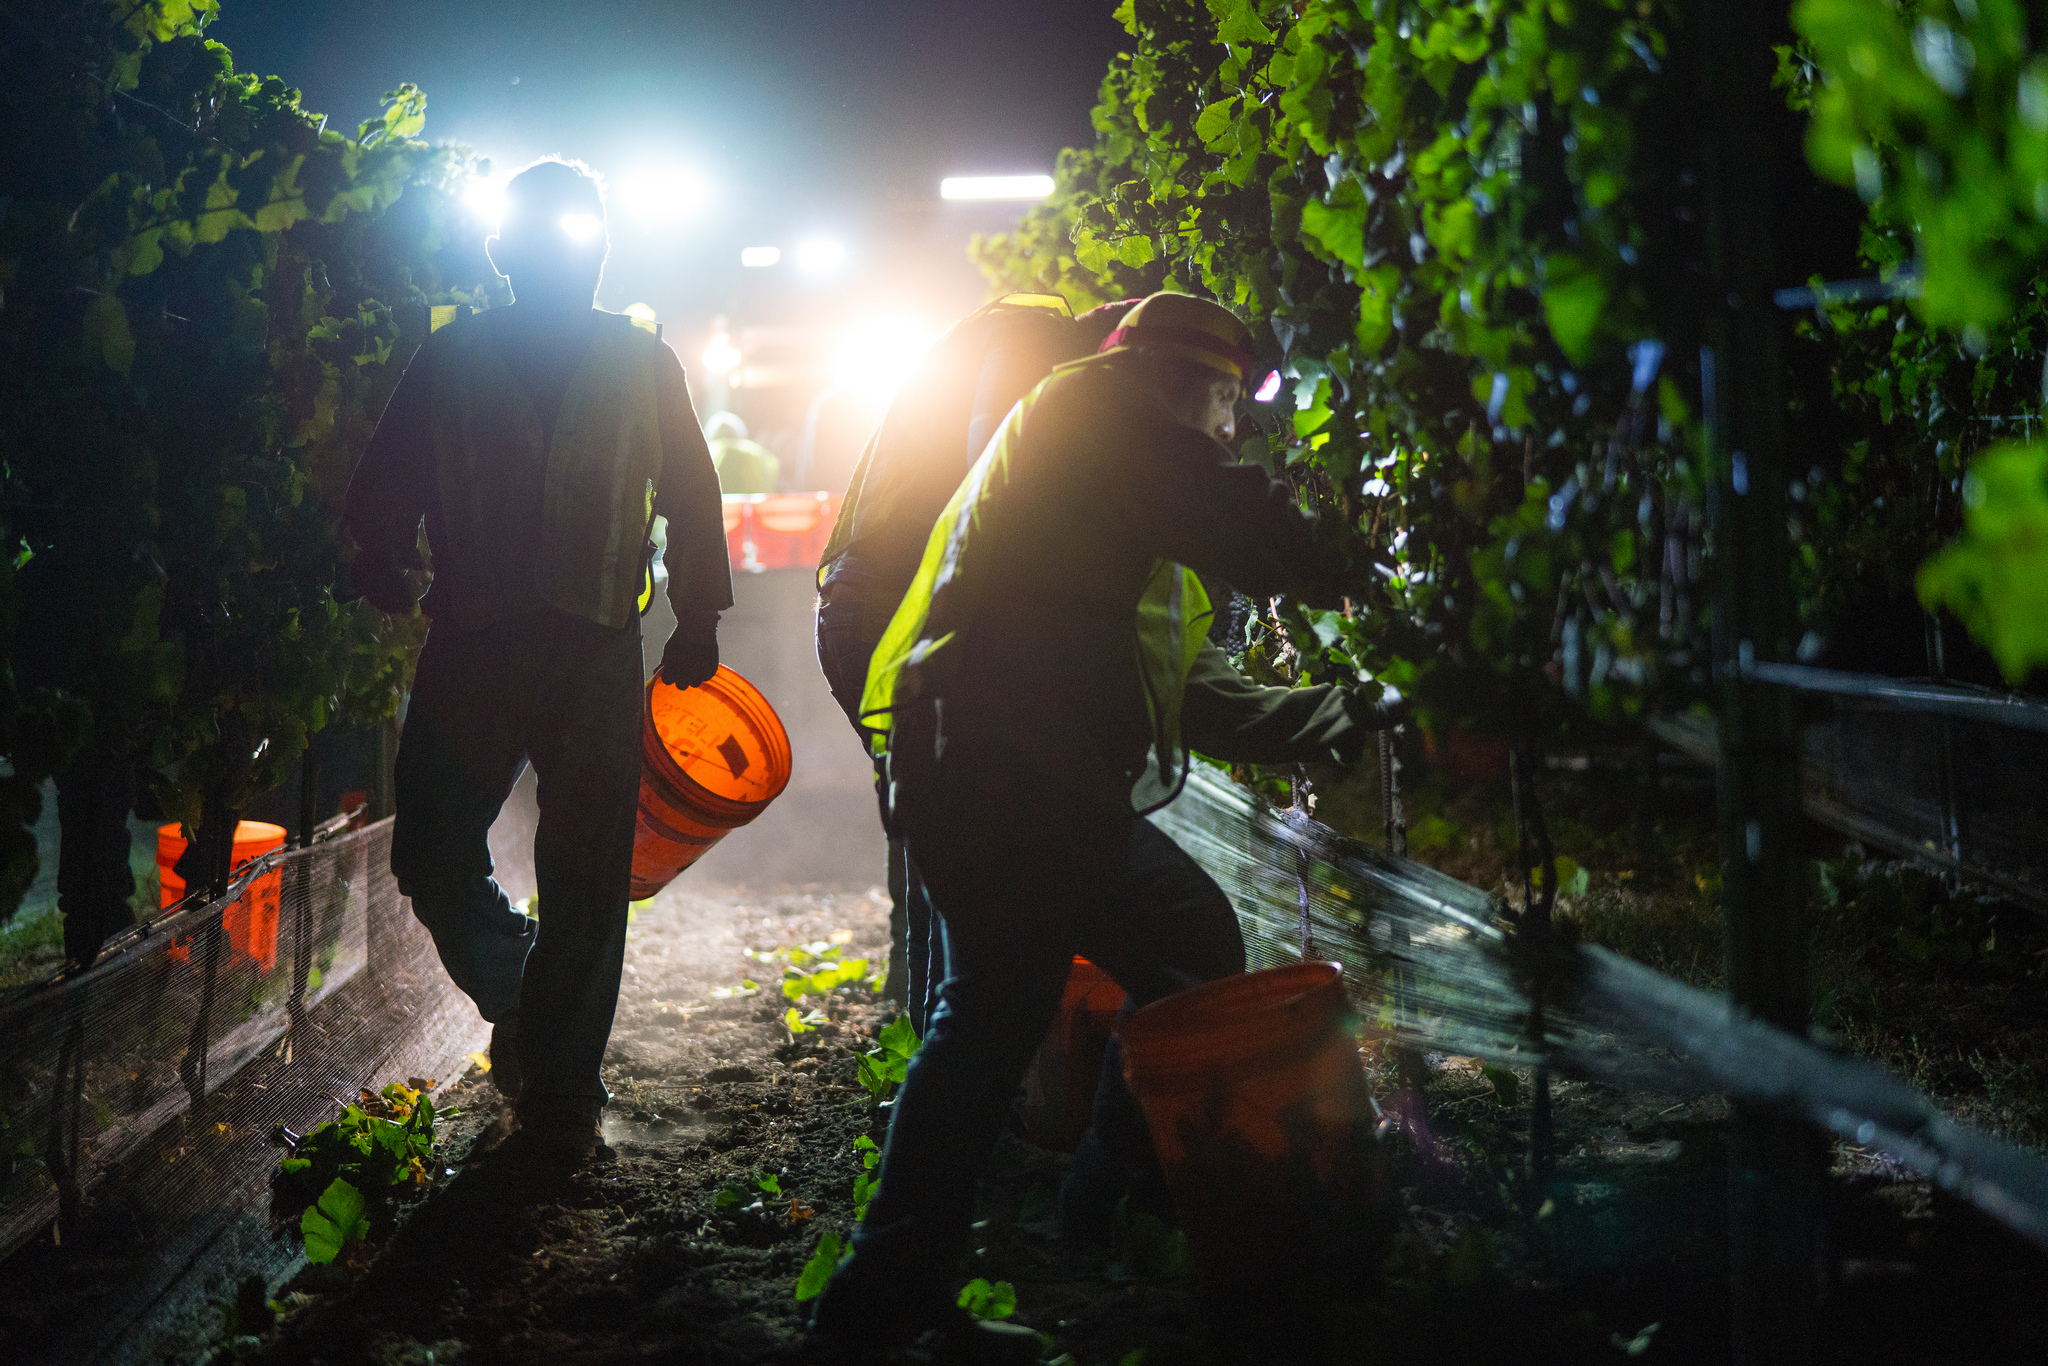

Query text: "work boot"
[493, 1098, 613, 1177]
[487, 1018, 522, 1101]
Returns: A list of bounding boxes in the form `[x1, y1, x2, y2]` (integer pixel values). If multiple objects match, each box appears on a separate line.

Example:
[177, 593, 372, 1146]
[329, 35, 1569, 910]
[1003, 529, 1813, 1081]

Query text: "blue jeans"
[813, 747, 1245, 1332]
[391, 608, 643, 1107]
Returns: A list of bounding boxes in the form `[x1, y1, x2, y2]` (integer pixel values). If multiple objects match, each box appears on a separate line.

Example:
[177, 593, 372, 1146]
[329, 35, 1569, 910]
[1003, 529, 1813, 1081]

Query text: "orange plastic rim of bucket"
[632, 666, 792, 897]
[644, 665, 792, 817]
[156, 820, 288, 908]
[1118, 961, 1350, 1092]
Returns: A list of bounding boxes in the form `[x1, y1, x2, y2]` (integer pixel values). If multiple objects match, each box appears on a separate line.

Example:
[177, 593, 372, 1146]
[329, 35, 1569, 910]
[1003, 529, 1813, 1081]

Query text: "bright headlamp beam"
[939, 175, 1054, 201]
[559, 213, 603, 241]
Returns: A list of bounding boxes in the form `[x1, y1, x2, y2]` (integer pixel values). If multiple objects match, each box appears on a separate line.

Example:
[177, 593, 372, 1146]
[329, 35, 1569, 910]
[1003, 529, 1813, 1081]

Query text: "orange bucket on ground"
[157, 820, 288, 970]
[631, 665, 792, 898]
[1020, 957, 1127, 1151]
[1119, 962, 1386, 1346]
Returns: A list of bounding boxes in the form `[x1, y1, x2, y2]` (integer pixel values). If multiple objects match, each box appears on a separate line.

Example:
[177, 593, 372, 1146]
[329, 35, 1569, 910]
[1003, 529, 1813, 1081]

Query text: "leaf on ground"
[794, 1231, 848, 1302]
[956, 1277, 1017, 1321]
[301, 1178, 368, 1264]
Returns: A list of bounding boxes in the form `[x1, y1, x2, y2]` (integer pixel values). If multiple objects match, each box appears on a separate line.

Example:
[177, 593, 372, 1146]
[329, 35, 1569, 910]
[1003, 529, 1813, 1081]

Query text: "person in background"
[343, 158, 731, 1170]
[808, 293, 1398, 1355]
[705, 411, 780, 495]
[813, 294, 1136, 1036]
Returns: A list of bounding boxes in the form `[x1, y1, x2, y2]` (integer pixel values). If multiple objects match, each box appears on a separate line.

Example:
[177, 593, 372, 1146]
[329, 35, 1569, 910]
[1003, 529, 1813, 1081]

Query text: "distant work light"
[940, 175, 1054, 201]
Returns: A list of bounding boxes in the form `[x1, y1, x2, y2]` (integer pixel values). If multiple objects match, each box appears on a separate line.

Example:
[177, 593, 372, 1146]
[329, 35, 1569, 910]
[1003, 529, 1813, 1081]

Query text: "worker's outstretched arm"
[1179, 641, 1396, 766]
[343, 346, 436, 613]
[1117, 407, 1320, 599]
[653, 344, 734, 685]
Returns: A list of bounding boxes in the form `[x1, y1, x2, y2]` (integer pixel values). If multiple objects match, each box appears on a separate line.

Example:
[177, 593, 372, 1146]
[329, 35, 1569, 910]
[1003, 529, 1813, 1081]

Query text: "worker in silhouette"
[815, 294, 1136, 1037]
[345, 158, 730, 1169]
[810, 293, 1397, 1355]
[704, 411, 780, 494]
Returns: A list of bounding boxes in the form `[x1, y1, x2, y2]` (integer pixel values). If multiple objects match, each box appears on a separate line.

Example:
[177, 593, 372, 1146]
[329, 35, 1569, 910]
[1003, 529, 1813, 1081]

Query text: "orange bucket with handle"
[1019, 956, 1127, 1151]
[1119, 962, 1386, 1342]
[157, 820, 288, 970]
[631, 665, 792, 898]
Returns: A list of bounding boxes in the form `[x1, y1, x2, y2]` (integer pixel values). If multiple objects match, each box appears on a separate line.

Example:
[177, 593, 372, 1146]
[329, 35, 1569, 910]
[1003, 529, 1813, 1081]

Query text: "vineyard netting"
[1652, 682, 2048, 913]
[1153, 765, 2048, 1250]
[0, 819, 483, 1359]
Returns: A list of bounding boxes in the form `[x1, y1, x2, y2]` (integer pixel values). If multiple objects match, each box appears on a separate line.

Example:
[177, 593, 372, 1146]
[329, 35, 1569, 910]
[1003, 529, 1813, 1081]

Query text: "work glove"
[660, 610, 720, 688]
[1344, 687, 1407, 732]
[1325, 688, 1407, 765]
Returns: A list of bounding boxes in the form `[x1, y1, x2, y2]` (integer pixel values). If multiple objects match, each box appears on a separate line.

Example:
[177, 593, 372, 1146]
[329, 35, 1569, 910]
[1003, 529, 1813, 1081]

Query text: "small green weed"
[956, 1277, 1017, 1321]
[714, 1171, 783, 1209]
[747, 939, 884, 1000]
[301, 1177, 369, 1264]
[857, 1016, 920, 1103]
[274, 1081, 453, 1265]
[794, 1230, 850, 1301]
[851, 1135, 880, 1220]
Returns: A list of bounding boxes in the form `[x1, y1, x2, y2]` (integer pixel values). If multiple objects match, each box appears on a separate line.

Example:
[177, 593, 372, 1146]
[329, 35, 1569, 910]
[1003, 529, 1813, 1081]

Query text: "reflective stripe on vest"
[1131, 560, 1214, 811]
[858, 359, 1216, 813]
[431, 312, 663, 629]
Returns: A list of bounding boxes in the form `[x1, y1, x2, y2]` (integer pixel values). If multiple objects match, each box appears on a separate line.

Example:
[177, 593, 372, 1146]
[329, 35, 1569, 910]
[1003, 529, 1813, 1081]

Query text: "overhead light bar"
[740, 245, 782, 268]
[940, 174, 1054, 201]
[795, 238, 848, 274]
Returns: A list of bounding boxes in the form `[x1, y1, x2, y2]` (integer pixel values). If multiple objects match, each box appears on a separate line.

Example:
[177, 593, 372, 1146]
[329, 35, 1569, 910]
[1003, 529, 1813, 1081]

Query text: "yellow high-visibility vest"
[430, 311, 662, 629]
[859, 355, 1213, 812]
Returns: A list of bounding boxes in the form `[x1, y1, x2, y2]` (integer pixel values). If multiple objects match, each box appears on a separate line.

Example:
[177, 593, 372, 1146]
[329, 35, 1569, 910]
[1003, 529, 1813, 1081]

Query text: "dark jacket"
[345, 306, 732, 632]
[908, 354, 1328, 801]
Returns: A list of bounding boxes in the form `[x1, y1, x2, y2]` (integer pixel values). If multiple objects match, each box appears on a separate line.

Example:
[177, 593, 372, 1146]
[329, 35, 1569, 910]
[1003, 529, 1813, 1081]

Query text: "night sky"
[208, 1, 1130, 276]
[204, 2, 1134, 477]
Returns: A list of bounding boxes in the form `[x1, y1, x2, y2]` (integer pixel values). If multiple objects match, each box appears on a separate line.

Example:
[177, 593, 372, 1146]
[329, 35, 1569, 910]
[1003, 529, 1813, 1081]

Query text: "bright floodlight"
[796, 238, 848, 274]
[703, 331, 741, 376]
[740, 246, 782, 268]
[463, 170, 506, 221]
[833, 317, 938, 396]
[617, 169, 709, 224]
[940, 174, 1054, 201]
[560, 212, 603, 242]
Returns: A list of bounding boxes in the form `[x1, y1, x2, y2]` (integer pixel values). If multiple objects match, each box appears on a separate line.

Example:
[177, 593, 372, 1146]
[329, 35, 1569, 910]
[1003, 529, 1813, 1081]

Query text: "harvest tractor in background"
[344, 158, 733, 1171]
[807, 291, 1402, 1357]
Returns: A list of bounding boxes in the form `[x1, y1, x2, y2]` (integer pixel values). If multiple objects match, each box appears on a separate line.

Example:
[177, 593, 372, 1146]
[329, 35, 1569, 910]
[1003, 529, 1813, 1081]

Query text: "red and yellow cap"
[1097, 292, 1256, 381]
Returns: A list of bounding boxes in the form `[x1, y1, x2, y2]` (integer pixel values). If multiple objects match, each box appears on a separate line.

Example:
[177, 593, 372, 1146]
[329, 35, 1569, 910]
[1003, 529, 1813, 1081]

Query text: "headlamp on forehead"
[1096, 292, 1257, 381]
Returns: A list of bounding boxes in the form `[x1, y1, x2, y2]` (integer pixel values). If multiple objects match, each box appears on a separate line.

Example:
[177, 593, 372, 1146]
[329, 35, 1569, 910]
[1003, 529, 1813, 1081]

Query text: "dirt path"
[240, 884, 1216, 1366]
[230, 880, 2048, 1366]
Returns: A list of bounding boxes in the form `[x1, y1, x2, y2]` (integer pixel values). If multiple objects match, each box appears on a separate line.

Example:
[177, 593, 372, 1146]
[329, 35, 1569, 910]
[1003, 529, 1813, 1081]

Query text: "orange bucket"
[631, 665, 792, 898]
[1019, 957, 1127, 1151]
[1119, 962, 1384, 1332]
[157, 820, 288, 971]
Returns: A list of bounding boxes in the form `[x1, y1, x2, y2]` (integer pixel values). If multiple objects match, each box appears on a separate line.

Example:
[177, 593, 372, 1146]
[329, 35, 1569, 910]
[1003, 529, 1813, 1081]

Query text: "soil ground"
[199, 863, 2048, 1366]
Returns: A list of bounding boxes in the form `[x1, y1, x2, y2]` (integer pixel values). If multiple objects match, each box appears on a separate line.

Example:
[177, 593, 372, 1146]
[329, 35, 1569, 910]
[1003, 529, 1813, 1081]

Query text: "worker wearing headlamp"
[344, 158, 730, 1171]
[811, 293, 1397, 1356]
